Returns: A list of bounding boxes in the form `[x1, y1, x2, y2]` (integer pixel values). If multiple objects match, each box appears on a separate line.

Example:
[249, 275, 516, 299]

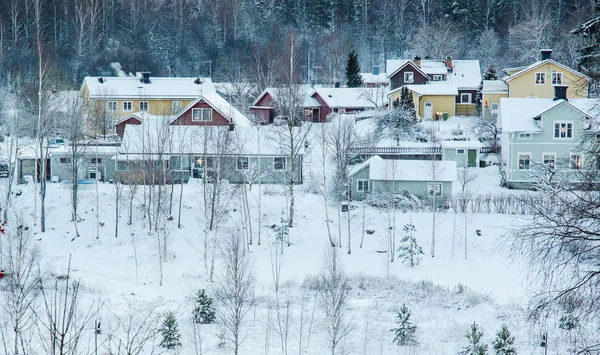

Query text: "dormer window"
[535, 72, 546, 85]
[404, 72, 414, 83]
[433, 74, 443, 81]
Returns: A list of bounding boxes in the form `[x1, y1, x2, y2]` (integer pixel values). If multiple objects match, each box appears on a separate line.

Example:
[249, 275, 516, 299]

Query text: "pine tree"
[397, 222, 424, 267]
[192, 289, 216, 324]
[345, 46, 363, 87]
[399, 87, 417, 123]
[390, 304, 418, 346]
[274, 209, 290, 246]
[492, 324, 516, 355]
[482, 66, 498, 81]
[159, 311, 182, 350]
[459, 322, 488, 355]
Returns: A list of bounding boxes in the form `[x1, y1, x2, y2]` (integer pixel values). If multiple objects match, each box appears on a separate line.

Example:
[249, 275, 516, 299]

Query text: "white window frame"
[192, 108, 212, 122]
[236, 156, 249, 171]
[432, 74, 443, 81]
[107, 101, 118, 112]
[518, 133, 532, 139]
[123, 101, 132, 112]
[456, 149, 465, 155]
[91, 157, 102, 164]
[139, 101, 149, 112]
[570, 154, 583, 170]
[427, 182, 442, 196]
[357, 180, 369, 192]
[518, 152, 531, 170]
[59, 157, 71, 164]
[554, 121, 574, 139]
[535, 72, 546, 85]
[404, 71, 414, 83]
[551, 72, 563, 85]
[460, 93, 471, 104]
[543, 152, 556, 169]
[171, 101, 183, 114]
[273, 157, 286, 171]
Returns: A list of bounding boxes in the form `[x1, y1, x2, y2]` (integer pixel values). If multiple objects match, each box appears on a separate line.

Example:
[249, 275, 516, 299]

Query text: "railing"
[349, 146, 442, 155]
[479, 146, 501, 154]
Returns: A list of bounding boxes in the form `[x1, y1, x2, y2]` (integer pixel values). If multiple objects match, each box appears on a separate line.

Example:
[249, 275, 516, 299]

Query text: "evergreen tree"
[572, 1, 600, 82]
[159, 311, 182, 350]
[345, 47, 363, 87]
[274, 209, 290, 246]
[459, 322, 488, 355]
[399, 87, 417, 123]
[397, 222, 424, 267]
[482, 66, 498, 80]
[390, 304, 418, 346]
[192, 289, 216, 324]
[492, 324, 516, 355]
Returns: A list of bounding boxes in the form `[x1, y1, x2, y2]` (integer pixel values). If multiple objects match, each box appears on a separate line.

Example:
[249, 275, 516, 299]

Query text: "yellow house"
[482, 49, 590, 115]
[80, 72, 213, 137]
[388, 84, 458, 119]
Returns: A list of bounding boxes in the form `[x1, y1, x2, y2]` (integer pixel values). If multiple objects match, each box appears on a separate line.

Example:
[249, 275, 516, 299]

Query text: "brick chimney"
[540, 49, 553, 61]
[553, 85, 568, 101]
[140, 70, 151, 84]
[413, 56, 421, 67]
[445, 56, 453, 72]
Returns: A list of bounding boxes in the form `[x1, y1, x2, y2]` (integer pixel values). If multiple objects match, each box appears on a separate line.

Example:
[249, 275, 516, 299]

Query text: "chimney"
[98, 77, 104, 84]
[194, 77, 202, 84]
[553, 85, 568, 101]
[445, 56, 453, 72]
[413, 56, 421, 67]
[334, 81, 340, 88]
[140, 71, 151, 84]
[51, 86, 57, 94]
[540, 49, 553, 61]
[372, 66, 379, 76]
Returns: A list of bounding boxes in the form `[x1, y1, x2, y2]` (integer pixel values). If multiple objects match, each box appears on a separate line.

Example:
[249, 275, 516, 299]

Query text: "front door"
[424, 102, 433, 120]
[467, 149, 477, 167]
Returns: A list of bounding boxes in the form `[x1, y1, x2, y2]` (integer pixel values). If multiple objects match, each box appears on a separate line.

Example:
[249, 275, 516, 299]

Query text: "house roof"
[440, 140, 483, 149]
[386, 59, 481, 89]
[386, 60, 431, 80]
[114, 112, 144, 126]
[482, 80, 508, 93]
[313, 87, 384, 108]
[499, 98, 563, 132]
[350, 155, 457, 182]
[360, 72, 388, 83]
[171, 91, 251, 127]
[252, 86, 321, 108]
[404, 84, 458, 96]
[502, 59, 592, 83]
[82, 76, 215, 99]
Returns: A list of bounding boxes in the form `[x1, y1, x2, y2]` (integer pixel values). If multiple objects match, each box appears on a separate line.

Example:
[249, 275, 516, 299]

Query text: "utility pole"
[540, 332, 548, 355]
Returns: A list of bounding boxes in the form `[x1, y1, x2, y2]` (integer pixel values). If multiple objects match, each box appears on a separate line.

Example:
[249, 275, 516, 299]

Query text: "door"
[467, 149, 477, 167]
[424, 102, 433, 120]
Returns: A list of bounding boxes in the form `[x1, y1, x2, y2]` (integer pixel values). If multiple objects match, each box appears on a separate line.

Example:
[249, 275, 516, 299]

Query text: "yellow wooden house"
[482, 49, 591, 116]
[80, 72, 214, 137]
[388, 84, 458, 119]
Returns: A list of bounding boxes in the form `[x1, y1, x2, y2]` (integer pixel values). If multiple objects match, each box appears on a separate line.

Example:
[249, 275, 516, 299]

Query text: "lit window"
[518, 133, 532, 139]
[543, 153, 556, 169]
[273, 157, 286, 171]
[551, 72, 562, 85]
[428, 182, 442, 196]
[404, 72, 414, 83]
[570, 154, 583, 170]
[554, 122, 573, 139]
[107, 101, 117, 112]
[357, 180, 369, 191]
[172, 101, 183, 113]
[192, 108, 212, 122]
[535, 72, 546, 85]
[518, 154, 531, 170]
[139, 101, 149, 112]
[236, 157, 249, 171]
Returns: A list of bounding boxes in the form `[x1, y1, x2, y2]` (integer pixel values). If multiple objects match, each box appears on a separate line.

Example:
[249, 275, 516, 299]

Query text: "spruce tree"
[399, 87, 417, 123]
[159, 311, 182, 350]
[397, 222, 424, 267]
[390, 304, 417, 346]
[459, 322, 488, 355]
[192, 289, 216, 324]
[492, 324, 516, 355]
[482, 66, 498, 81]
[274, 210, 289, 246]
[345, 47, 363, 87]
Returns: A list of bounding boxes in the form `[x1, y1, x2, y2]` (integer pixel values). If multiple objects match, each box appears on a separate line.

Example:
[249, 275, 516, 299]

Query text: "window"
[460, 93, 471, 104]
[551, 72, 563, 85]
[107, 101, 117, 112]
[117, 161, 129, 171]
[570, 154, 583, 170]
[192, 108, 212, 122]
[91, 157, 102, 164]
[357, 180, 369, 192]
[59, 157, 71, 164]
[171, 101, 183, 114]
[543, 153, 556, 169]
[236, 157, 249, 171]
[139, 101, 149, 112]
[518, 133, 532, 139]
[554, 122, 573, 139]
[433, 74, 444, 81]
[491, 103, 499, 112]
[428, 182, 442, 196]
[535, 72, 546, 85]
[304, 109, 312, 119]
[456, 149, 465, 155]
[518, 153, 531, 170]
[273, 157, 286, 171]
[123, 101, 132, 112]
[195, 156, 215, 169]
[404, 71, 414, 83]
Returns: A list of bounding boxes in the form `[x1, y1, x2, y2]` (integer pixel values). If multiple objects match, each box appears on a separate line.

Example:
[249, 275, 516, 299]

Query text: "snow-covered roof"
[175, 91, 251, 127]
[360, 72, 388, 83]
[82, 76, 215, 99]
[253, 86, 321, 108]
[18, 144, 118, 159]
[569, 98, 600, 118]
[351, 156, 457, 182]
[482, 80, 508, 93]
[440, 140, 483, 149]
[502, 59, 591, 83]
[405, 84, 458, 96]
[385, 60, 431, 81]
[447, 60, 482, 89]
[313, 87, 384, 108]
[499, 98, 560, 132]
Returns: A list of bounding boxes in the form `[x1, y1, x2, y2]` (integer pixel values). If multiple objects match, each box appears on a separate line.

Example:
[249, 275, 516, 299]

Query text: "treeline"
[0, 0, 597, 90]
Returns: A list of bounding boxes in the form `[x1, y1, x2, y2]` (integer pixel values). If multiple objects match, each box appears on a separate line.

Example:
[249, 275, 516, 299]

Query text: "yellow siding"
[482, 93, 507, 110]
[508, 62, 588, 98]
[419, 95, 455, 118]
[92, 99, 193, 119]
